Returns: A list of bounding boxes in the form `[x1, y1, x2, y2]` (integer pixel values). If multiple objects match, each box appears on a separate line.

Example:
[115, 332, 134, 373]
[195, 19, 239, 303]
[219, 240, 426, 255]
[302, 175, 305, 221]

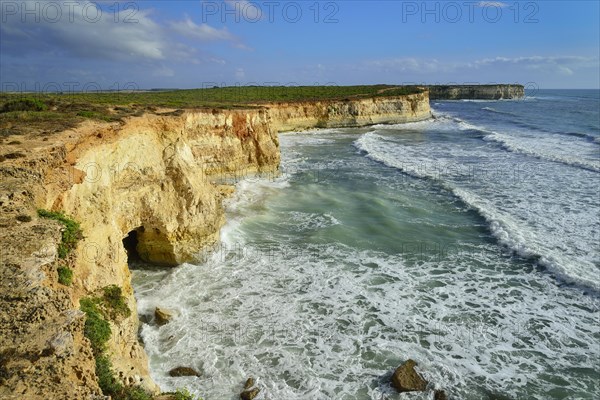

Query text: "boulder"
[391, 359, 428, 392]
[168, 367, 200, 377]
[240, 388, 260, 400]
[155, 307, 173, 326]
[434, 389, 448, 400]
[244, 377, 255, 389]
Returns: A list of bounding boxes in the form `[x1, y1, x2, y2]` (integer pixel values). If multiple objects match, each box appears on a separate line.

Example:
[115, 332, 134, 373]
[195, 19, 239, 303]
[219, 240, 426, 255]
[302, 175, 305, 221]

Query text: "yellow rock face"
[265, 92, 432, 132]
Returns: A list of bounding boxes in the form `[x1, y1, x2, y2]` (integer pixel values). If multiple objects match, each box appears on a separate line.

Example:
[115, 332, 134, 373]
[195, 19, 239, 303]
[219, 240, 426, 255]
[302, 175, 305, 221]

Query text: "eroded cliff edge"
[0, 92, 430, 399]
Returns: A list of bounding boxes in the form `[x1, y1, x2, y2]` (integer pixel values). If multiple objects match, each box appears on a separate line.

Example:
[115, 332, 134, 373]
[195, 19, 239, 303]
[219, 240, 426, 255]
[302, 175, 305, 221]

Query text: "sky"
[1, 0, 599, 90]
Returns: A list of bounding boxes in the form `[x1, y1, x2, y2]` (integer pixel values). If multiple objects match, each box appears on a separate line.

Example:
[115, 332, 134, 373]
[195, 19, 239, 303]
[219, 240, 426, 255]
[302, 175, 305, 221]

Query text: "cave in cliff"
[122, 227, 143, 263]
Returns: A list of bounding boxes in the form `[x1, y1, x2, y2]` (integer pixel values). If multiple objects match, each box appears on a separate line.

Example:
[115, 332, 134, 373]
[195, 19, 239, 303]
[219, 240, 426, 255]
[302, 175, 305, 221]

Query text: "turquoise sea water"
[132, 90, 600, 399]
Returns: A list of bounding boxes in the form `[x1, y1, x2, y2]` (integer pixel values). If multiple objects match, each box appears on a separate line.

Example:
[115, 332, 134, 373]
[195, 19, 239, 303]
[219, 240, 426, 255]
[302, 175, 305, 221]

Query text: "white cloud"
[472, 56, 598, 75]
[476, 2, 508, 8]
[0, 0, 250, 64]
[170, 17, 236, 42]
[363, 55, 598, 77]
[1, 0, 169, 61]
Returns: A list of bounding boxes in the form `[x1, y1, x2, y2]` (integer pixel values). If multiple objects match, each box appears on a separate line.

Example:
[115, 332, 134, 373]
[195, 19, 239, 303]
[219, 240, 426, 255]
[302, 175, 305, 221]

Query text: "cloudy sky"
[1, 0, 598, 90]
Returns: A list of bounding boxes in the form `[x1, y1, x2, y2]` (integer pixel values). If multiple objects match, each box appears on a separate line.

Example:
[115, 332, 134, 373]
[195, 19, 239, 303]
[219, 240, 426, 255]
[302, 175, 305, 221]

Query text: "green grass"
[57, 266, 73, 286]
[37, 209, 82, 258]
[0, 85, 424, 137]
[58, 85, 423, 107]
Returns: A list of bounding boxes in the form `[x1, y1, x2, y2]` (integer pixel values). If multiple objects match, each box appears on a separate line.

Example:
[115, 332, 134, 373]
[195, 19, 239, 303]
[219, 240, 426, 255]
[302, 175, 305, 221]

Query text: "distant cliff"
[428, 84, 524, 100]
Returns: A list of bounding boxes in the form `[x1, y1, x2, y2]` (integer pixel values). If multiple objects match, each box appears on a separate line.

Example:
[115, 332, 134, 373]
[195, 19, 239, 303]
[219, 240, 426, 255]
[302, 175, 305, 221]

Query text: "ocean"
[132, 89, 600, 399]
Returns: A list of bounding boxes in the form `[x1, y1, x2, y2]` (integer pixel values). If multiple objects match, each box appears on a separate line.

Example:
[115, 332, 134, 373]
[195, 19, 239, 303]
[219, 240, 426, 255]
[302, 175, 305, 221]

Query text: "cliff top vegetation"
[0, 85, 424, 137]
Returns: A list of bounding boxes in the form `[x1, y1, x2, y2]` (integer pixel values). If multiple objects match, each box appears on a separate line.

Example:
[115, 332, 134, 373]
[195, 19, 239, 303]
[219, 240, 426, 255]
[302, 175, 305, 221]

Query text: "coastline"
[0, 90, 432, 398]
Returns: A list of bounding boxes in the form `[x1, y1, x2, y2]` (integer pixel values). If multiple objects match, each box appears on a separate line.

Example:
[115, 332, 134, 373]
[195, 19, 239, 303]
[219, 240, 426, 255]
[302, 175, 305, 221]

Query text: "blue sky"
[1, 0, 599, 90]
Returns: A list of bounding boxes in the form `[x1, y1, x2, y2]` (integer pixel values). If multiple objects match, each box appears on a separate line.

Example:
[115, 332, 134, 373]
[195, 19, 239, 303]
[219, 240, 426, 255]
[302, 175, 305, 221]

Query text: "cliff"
[265, 91, 432, 132]
[428, 84, 524, 100]
[0, 92, 430, 399]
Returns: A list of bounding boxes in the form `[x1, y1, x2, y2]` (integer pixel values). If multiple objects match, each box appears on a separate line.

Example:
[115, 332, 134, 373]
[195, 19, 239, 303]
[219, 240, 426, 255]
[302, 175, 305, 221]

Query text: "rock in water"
[240, 388, 260, 400]
[155, 307, 173, 326]
[168, 367, 200, 377]
[434, 389, 448, 400]
[391, 359, 428, 392]
[244, 377, 255, 389]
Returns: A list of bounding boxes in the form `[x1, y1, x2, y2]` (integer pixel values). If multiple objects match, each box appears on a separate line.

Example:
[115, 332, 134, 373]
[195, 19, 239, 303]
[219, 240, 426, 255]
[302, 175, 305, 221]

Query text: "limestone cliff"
[0, 93, 430, 399]
[266, 92, 431, 132]
[428, 84, 525, 100]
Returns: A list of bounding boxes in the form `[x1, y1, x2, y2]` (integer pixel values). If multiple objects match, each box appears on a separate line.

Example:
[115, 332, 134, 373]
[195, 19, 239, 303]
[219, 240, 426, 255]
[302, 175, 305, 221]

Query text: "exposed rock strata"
[266, 92, 431, 132]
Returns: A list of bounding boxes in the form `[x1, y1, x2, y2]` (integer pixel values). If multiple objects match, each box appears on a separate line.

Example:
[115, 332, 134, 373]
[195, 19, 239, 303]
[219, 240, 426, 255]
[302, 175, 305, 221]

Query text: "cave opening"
[122, 227, 143, 263]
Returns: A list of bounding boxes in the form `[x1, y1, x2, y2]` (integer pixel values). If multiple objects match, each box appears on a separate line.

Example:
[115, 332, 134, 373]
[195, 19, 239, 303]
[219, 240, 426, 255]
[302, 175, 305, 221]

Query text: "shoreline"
[0, 90, 432, 399]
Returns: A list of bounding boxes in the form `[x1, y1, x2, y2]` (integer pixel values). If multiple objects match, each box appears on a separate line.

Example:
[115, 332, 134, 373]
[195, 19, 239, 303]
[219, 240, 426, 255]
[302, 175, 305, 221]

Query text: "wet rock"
[168, 367, 200, 377]
[391, 359, 428, 392]
[244, 377, 255, 389]
[434, 389, 448, 400]
[240, 388, 260, 400]
[155, 307, 173, 326]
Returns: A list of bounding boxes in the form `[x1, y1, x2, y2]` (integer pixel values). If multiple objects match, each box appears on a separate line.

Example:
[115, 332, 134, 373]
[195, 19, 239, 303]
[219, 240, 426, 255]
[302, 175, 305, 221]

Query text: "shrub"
[174, 389, 201, 400]
[57, 266, 73, 286]
[80, 298, 111, 353]
[122, 387, 153, 400]
[37, 209, 82, 258]
[102, 285, 131, 319]
[0, 98, 47, 113]
[95, 354, 122, 396]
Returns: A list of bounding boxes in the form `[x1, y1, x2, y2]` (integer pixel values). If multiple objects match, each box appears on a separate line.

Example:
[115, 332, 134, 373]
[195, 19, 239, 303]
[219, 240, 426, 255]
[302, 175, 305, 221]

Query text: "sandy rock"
[391, 359, 428, 392]
[155, 307, 173, 326]
[240, 388, 260, 400]
[244, 377, 255, 389]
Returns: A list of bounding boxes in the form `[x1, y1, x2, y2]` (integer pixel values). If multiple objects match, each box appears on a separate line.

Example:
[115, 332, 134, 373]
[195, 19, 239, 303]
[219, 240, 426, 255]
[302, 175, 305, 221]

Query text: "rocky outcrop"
[428, 84, 524, 100]
[391, 359, 428, 392]
[154, 307, 173, 326]
[240, 377, 261, 400]
[0, 94, 431, 398]
[168, 367, 200, 377]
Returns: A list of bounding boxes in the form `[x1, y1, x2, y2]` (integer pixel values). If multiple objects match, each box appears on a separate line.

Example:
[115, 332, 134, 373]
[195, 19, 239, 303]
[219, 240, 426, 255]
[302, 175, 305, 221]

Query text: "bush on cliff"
[37, 209, 82, 258]
[57, 266, 73, 286]
[80, 298, 111, 353]
[102, 285, 132, 319]
[81, 296, 152, 400]
[95, 354, 122, 396]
